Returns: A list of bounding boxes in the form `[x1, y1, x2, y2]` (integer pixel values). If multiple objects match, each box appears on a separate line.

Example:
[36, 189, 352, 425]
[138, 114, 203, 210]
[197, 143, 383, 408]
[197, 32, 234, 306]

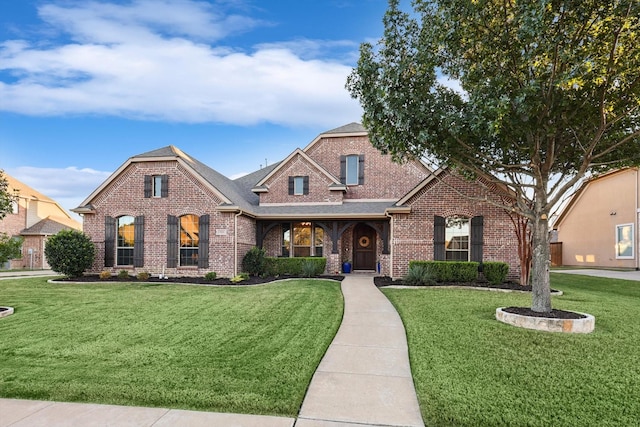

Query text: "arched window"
[117, 215, 135, 265]
[180, 214, 199, 266]
[445, 216, 469, 261]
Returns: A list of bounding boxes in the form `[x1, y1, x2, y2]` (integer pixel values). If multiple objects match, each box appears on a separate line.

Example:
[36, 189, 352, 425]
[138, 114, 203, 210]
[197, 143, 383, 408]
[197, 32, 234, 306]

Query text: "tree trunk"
[530, 211, 552, 312]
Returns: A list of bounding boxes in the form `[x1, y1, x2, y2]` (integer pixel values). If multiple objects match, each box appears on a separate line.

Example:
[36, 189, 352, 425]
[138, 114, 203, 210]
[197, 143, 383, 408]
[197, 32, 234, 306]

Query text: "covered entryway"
[353, 223, 376, 270]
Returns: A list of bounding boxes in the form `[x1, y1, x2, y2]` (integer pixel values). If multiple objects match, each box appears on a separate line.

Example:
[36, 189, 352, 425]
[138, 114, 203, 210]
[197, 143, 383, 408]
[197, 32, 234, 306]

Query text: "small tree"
[0, 171, 14, 221]
[45, 229, 96, 278]
[242, 246, 266, 276]
[0, 233, 23, 266]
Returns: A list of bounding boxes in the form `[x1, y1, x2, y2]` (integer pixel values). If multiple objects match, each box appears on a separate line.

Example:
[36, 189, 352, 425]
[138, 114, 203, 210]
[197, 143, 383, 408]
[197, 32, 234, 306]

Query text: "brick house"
[74, 123, 520, 279]
[0, 173, 82, 269]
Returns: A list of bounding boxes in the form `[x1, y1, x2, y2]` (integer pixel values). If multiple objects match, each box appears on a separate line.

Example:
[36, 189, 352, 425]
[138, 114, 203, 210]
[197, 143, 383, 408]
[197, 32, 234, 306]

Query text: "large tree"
[348, 0, 640, 312]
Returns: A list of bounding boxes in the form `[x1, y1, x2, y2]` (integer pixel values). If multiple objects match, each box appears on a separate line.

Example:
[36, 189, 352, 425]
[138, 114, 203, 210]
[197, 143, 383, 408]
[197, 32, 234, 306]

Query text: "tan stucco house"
[73, 123, 521, 279]
[554, 168, 640, 269]
[0, 173, 82, 269]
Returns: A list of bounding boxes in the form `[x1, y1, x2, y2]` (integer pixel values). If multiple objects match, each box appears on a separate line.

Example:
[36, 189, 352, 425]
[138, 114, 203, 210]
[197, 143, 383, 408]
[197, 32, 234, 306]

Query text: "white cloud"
[0, 0, 363, 127]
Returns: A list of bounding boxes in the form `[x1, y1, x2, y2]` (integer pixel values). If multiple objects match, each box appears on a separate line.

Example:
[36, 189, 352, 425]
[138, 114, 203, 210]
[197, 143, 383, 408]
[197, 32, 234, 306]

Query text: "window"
[117, 216, 135, 265]
[10, 200, 18, 214]
[616, 223, 634, 259]
[282, 222, 324, 257]
[288, 176, 309, 195]
[346, 155, 359, 185]
[153, 175, 163, 197]
[144, 175, 168, 198]
[445, 216, 470, 261]
[341, 155, 364, 185]
[180, 214, 199, 266]
[293, 176, 304, 195]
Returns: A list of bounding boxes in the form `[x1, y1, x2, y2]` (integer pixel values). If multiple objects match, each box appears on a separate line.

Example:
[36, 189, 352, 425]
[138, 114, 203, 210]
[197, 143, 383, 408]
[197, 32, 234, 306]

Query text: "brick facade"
[77, 126, 521, 280]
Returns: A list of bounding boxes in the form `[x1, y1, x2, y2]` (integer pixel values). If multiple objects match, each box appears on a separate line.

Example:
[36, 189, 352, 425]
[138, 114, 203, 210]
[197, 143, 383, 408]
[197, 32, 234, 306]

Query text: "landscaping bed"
[57, 274, 345, 285]
[375, 275, 534, 291]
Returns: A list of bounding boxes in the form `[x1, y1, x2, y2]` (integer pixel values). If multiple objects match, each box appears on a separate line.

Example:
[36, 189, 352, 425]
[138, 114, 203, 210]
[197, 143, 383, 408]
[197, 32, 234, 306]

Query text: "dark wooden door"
[353, 224, 376, 270]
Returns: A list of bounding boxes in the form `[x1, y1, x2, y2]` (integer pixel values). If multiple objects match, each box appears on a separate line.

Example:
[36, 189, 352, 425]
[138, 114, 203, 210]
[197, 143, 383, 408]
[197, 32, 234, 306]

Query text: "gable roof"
[21, 216, 81, 235]
[303, 122, 368, 152]
[253, 148, 344, 191]
[3, 173, 77, 222]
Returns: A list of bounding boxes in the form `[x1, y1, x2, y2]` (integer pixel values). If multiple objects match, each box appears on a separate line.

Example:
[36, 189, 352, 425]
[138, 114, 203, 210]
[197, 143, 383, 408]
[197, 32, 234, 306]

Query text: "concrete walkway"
[0, 269, 57, 280]
[296, 273, 424, 427]
[0, 274, 423, 427]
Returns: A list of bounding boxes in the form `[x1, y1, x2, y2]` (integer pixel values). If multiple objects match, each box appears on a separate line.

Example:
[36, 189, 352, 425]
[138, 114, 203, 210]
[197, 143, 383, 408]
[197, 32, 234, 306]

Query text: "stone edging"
[495, 307, 595, 333]
[0, 306, 14, 318]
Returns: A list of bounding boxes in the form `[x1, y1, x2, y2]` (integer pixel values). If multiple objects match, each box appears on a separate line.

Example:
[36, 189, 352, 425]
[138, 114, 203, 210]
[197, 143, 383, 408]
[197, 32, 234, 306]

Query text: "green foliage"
[44, 229, 95, 278]
[403, 263, 436, 286]
[409, 260, 478, 282]
[0, 171, 13, 221]
[204, 271, 217, 281]
[482, 262, 510, 285]
[264, 257, 327, 276]
[230, 273, 249, 283]
[242, 246, 266, 276]
[0, 233, 23, 265]
[348, 0, 640, 311]
[137, 271, 150, 281]
[301, 259, 322, 278]
[117, 270, 130, 280]
[99, 271, 111, 280]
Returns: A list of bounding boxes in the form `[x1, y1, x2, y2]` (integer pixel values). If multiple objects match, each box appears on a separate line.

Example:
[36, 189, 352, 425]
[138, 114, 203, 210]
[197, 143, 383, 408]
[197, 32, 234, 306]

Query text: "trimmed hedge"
[482, 261, 509, 285]
[264, 257, 327, 276]
[409, 260, 479, 282]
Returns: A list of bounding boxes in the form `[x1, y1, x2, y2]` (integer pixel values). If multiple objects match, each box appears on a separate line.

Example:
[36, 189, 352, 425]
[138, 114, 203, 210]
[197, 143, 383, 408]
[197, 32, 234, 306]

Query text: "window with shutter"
[198, 215, 209, 268]
[105, 216, 116, 267]
[167, 215, 178, 268]
[433, 216, 445, 261]
[116, 215, 135, 265]
[133, 216, 144, 267]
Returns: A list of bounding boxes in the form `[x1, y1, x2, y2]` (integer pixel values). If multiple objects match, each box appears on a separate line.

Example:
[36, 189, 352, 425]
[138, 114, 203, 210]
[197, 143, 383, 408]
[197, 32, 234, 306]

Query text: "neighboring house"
[0, 174, 82, 269]
[554, 168, 640, 269]
[73, 123, 521, 279]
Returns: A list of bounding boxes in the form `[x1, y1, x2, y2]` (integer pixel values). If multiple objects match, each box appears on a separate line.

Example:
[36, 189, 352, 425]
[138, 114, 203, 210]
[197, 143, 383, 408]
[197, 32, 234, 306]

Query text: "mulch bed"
[502, 306, 586, 319]
[374, 276, 534, 291]
[56, 274, 345, 286]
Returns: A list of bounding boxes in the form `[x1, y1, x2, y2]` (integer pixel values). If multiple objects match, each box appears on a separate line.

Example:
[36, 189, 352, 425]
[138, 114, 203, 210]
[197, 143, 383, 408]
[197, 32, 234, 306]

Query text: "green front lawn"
[0, 278, 343, 417]
[383, 273, 640, 427]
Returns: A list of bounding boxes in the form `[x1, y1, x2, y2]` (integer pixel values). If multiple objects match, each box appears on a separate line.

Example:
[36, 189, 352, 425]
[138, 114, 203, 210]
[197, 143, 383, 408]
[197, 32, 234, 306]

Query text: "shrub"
[409, 260, 479, 282]
[0, 233, 23, 265]
[403, 263, 436, 286]
[230, 273, 249, 283]
[44, 229, 96, 278]
[117, 270, 130, 280]
[137, 271, 151, 281]
[204, 271, 217, 281]
[482, 262, 509, 285]
[264, 257, 326, 276]
[301, 259, 321, 277]
[243, 247, 266, 276]
[99, 270, 111, 280]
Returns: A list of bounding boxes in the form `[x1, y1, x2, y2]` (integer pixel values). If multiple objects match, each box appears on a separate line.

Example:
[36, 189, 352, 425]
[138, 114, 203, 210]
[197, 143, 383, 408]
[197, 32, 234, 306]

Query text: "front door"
[353, 223, 376, 270]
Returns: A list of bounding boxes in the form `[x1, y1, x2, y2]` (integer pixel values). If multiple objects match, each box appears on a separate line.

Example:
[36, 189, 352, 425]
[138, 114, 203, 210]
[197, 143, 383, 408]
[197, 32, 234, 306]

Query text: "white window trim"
[615, 223, 634, 259]
[293, 176, 304, 195]
[152, 175, 163, 198]
[345, 155, 359, 186]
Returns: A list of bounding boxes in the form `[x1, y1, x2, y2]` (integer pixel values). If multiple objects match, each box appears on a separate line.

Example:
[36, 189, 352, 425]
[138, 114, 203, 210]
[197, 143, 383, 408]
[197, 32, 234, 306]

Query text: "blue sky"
[0, 0, 395, 219]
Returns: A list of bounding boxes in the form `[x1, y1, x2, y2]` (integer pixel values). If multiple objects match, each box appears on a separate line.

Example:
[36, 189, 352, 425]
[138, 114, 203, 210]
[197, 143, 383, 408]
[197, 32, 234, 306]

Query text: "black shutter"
[167, 215, 178, 268]
[303, 176, 309, 195]
[144, 175, 152, 198]
[434, 215, 445, 261]
[161, 175, 169, 198]
[471, 216, 484, 264]
[104, 216, 115, 267]
[288, 176, 294, 195]
[133, 216, 145, 267]
[339, 155, 346, 183]
[198, 214, 210, 269]
[358, 154, 365, 185]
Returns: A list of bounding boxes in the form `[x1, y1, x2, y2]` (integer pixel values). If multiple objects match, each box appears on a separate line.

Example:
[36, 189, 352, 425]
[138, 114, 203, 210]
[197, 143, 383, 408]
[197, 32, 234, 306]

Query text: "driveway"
[553, 268, 640, 282]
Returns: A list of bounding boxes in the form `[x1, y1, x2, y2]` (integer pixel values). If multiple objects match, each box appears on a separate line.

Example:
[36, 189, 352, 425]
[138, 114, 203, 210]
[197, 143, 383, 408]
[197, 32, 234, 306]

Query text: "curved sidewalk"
[296, 273, 424, 427]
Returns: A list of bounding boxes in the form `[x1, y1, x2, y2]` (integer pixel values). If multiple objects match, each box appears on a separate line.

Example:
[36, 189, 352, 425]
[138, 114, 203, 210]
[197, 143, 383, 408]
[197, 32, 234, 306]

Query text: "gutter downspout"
[385, 210, 394, 279]
[234, 210, 243, 276]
